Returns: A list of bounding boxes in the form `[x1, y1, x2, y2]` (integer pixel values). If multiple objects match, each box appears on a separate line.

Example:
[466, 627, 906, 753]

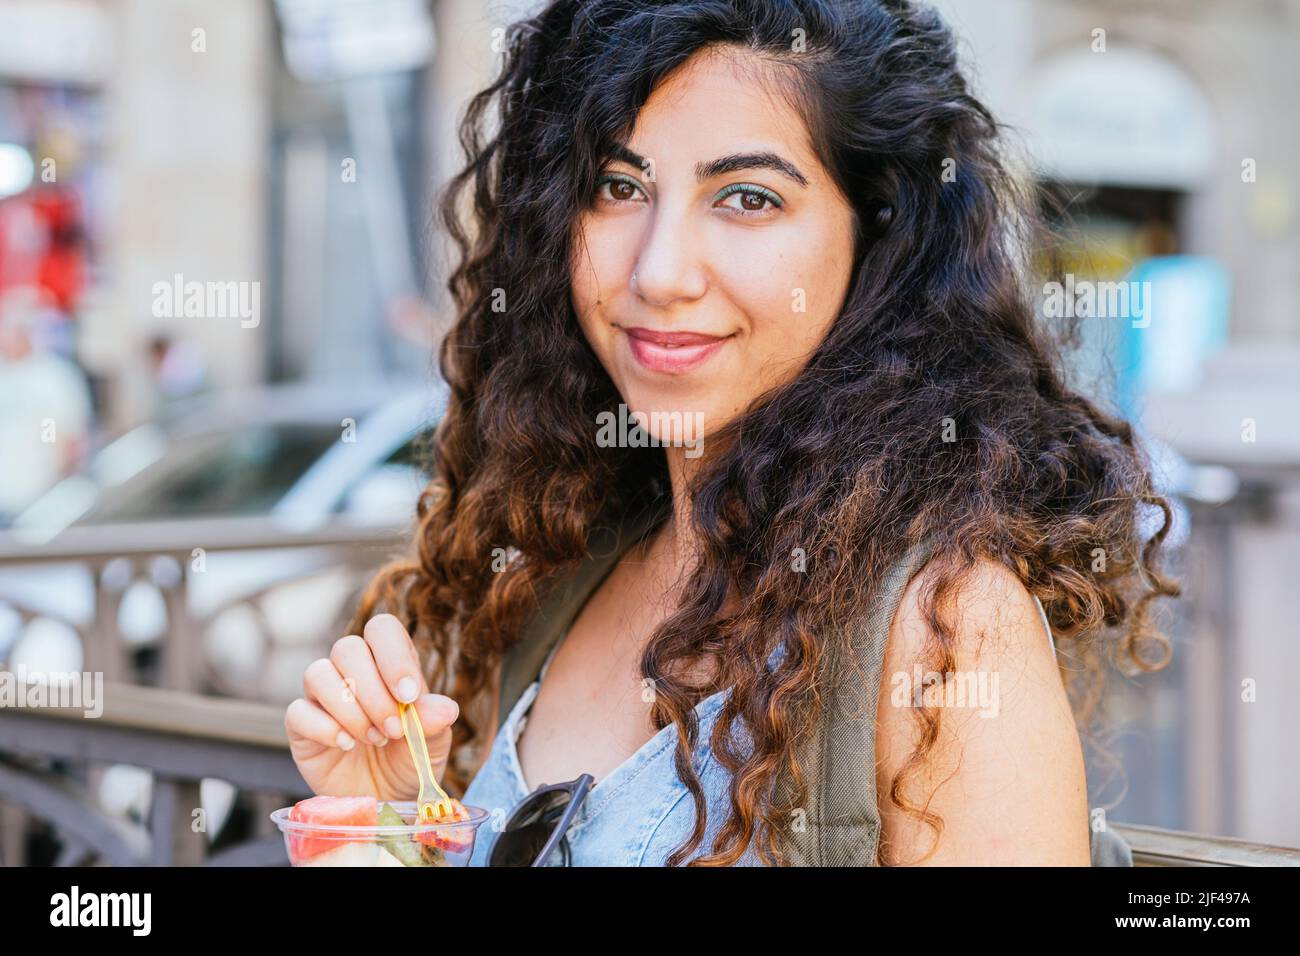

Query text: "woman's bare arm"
[875, 557, 1092, 865]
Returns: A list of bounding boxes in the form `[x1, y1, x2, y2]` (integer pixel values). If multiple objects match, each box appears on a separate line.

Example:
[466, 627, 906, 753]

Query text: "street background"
[0, 0, 1296, 863]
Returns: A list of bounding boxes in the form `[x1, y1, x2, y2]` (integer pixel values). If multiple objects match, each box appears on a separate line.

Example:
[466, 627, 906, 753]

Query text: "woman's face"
[571, 46, 857, 452]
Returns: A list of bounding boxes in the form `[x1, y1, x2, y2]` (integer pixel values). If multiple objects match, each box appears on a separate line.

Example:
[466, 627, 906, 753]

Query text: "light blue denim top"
[464, 636, 786, 866]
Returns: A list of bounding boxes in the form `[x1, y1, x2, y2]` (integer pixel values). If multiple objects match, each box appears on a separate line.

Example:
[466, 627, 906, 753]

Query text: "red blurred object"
[0, 187, 87, 311]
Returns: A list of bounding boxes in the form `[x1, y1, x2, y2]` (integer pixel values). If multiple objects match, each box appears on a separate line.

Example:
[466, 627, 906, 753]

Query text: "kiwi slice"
[378, 802, 434, 867]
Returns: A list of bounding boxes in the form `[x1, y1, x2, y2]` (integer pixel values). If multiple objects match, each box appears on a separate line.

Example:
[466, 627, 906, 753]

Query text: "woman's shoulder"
[887, 551, 1051, 667]
[874, 550, 1089, 864]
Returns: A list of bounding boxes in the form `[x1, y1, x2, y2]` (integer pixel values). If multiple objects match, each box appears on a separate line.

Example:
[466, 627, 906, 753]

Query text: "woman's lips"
[622, 326, 732, 374]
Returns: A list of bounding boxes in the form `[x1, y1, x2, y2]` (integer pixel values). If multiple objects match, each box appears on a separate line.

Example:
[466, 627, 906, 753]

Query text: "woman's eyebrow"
[604, 142, 809, 188]
[696, 151, 808, 187]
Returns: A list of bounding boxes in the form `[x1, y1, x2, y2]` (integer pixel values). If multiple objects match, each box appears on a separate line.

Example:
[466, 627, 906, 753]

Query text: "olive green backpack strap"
[496, 495, 671, 729]
[777, 535, 942, 866]
[780, 536, 1135, 867]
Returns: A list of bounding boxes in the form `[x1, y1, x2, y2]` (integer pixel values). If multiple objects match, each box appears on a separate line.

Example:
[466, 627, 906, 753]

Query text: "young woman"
[284, 0, 1179, 866]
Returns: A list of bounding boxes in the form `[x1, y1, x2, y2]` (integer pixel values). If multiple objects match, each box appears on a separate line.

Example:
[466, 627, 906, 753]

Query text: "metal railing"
[0, 515, 409, 697]
[0, 678, 310, 865]
[2, 674, 1298, 866]
[1113, 823, 1300, 867]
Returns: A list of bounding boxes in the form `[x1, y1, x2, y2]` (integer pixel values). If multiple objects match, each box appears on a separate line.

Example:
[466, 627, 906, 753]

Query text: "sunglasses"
[488, 774, 595, 866]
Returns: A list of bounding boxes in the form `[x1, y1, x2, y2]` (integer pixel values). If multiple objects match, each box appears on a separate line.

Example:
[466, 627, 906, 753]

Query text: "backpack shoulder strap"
[496, 493, 671, 729]
[781, 538, 1134, 867]
[779, 534, 942, 866]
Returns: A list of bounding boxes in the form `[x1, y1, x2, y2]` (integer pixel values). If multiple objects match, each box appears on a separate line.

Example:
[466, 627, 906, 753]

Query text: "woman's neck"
[649, 440, 737, 592]
[631, 444, 741, 683]
[659, 444, 703, 573]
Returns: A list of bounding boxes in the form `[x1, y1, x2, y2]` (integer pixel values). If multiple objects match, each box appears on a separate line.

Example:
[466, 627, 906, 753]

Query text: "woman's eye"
[715, 184, 783, 216]
[595, 175, 645, 204]
[593, 176, 782, 216]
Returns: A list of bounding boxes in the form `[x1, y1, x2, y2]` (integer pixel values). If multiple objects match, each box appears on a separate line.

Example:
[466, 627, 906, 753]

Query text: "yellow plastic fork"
[398, 700, 454, 822]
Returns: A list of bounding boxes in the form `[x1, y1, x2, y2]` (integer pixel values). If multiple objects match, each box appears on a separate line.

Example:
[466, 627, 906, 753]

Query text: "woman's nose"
[628, 208, 708, 307]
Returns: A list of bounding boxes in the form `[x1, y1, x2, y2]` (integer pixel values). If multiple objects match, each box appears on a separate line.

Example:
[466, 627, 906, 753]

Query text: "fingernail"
[384, 715, 403, 738]
[396, 677, 419, 703]
[366, 727, 386, 746]
[335, 731, 355, 751]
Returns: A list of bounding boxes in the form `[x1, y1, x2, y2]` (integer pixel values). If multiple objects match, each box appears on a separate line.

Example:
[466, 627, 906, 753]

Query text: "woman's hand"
[285, 614, 459, 801]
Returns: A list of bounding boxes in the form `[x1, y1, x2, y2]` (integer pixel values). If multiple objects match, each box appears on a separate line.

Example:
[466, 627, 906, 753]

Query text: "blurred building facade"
[935, 0, 1300, 339]
[930, 0, 1300, 846]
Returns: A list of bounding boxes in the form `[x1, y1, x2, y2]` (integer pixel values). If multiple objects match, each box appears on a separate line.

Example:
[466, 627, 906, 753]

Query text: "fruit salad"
[272, 795, 487, 867]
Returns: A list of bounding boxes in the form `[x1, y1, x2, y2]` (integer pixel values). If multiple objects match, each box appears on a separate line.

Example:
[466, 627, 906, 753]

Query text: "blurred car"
[0, 380, 446, 699]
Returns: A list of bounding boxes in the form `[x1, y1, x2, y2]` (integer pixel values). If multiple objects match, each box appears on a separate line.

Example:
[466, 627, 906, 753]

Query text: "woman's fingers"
[299, 617, 451, 768]
[413, 692, 460, 738]
[303, 655, 384, 747]
[285, 696, 355, 753]
[329, 633, 406, 744]
[363, 614, 427, 706]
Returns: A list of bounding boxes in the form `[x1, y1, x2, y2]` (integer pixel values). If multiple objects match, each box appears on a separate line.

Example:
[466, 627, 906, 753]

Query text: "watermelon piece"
[287, 795, 378, 863]
[413, 798, 475, 854]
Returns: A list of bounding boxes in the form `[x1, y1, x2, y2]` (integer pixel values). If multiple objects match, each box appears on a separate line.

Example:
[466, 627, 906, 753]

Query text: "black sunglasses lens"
[490, 790, 572, 866]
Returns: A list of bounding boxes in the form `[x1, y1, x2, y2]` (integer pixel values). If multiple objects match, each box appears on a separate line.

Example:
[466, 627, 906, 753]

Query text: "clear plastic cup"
[270, 800, 490, 867]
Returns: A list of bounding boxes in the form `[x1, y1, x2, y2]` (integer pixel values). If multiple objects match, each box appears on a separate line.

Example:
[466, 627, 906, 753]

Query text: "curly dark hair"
[350, 0, 1181, 866]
